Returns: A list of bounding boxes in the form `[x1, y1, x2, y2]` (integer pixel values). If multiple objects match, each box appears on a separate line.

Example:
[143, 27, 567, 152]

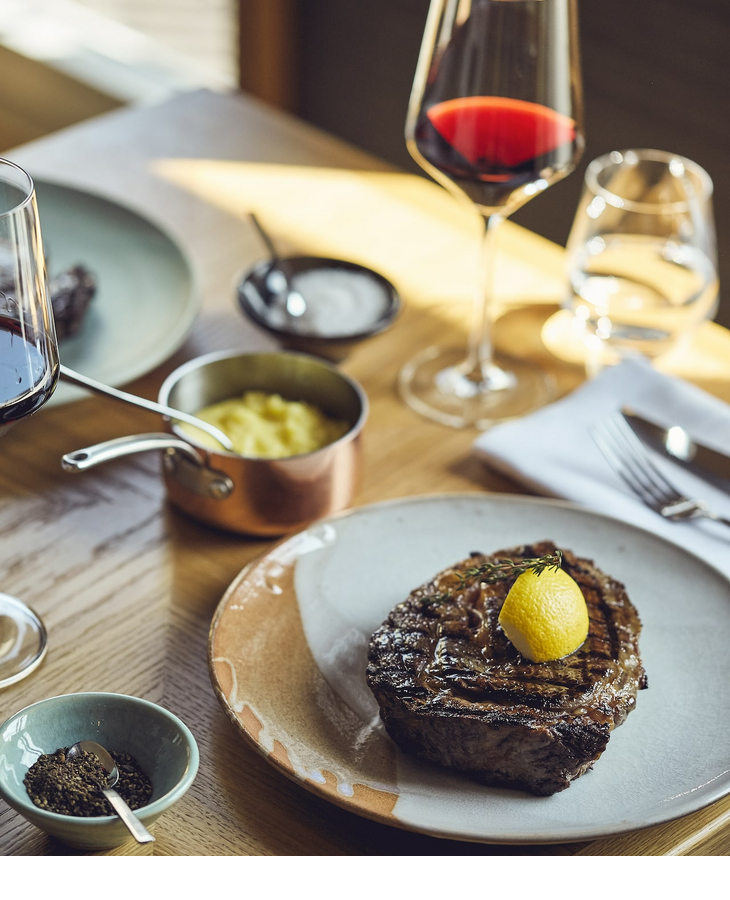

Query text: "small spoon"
[60, 364, 234, 452]
[67, 740, 155, 844]
[249, 213, 307, 317]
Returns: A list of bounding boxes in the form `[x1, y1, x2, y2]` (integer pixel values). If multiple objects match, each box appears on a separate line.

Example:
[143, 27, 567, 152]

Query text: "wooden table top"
[2, 89, 729, 857]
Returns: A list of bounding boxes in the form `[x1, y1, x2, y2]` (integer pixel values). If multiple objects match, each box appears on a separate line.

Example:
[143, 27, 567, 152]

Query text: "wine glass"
[564, 149, 718, 368]
[400, 0, 584, 427]
[0, 158, 59, 688]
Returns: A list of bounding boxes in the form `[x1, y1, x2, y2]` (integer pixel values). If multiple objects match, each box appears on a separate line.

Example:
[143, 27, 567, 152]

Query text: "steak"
[366, 540, 647, 796]
[49, 266, 97, 340]
[0, 262, 97, 341]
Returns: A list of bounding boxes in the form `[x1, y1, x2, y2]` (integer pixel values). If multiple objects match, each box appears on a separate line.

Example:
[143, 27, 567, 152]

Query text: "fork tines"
[591, 414, 680, 511]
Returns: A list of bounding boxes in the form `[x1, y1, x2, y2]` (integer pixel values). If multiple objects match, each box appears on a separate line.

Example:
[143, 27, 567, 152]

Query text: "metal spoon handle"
[248, 214, 306, 317]
[101, 786, 155, 843]
[59, 364, 233, 452]
[249, 212, 280, 264]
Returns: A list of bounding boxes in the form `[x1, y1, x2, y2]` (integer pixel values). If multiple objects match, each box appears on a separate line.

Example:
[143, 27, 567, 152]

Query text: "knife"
[621, 409, 730, 490]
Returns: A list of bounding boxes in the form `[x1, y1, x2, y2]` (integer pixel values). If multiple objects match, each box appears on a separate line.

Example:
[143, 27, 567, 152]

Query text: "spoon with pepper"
[67, 740, 155, 844]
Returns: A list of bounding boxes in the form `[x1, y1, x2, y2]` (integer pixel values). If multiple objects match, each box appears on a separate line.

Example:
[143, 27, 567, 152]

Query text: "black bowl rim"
[237, 255, 401, 342]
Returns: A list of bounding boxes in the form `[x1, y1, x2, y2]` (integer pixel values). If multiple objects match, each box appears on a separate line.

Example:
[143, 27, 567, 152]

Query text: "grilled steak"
[366, 540, 647, 796]
[49, 266, 97, 340]
[0, 262, 97, 341]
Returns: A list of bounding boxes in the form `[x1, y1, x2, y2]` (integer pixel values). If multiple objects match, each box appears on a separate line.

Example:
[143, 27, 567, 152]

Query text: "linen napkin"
[472, 358, 730, 572]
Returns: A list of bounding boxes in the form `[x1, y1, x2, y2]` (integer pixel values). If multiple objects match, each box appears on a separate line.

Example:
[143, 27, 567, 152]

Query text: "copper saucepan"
[62, 350, 368, 536]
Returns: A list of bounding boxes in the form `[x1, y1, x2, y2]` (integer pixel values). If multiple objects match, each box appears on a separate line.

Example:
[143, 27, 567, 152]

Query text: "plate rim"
[207, 491, 730, 845]
[33, 176, 202, 403]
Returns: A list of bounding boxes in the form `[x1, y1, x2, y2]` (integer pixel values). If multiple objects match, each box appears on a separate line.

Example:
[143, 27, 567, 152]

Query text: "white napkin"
[473, 358, 730, 572]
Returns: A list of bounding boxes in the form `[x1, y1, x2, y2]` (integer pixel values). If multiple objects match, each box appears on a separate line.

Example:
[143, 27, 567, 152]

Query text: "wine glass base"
[0, 593, 48, 689]
[398, 345, 555, 429]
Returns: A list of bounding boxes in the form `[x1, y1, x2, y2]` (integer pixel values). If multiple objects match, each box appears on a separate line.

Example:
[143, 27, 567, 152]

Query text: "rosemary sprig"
[455, 549, 563, 588]
[424, 549, 562, 605]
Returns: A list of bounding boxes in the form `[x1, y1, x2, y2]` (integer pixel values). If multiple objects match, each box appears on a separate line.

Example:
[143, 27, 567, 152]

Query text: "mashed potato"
[180, 390, 350, 458]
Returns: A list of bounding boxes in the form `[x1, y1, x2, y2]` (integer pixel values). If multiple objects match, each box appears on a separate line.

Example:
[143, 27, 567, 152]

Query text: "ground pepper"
[24, 747, 153, 817]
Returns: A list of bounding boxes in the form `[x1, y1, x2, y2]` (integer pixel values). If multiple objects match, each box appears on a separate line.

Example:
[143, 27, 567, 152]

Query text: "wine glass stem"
[461, 212, 511, 390]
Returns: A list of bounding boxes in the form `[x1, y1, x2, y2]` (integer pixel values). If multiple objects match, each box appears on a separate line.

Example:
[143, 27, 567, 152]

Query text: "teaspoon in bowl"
[67, 740, 155, 844]
[59, 364, 234, 452]
[249, 213, 307, 318]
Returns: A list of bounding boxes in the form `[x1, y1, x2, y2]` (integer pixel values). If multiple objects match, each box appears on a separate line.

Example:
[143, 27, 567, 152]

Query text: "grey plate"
[34, 180, 200, 406]
[213, 493, 730, 844]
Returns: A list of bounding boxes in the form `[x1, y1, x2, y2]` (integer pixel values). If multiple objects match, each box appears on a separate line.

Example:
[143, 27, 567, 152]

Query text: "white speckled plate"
[208, 493, 730, 844]
[34, 179, 200, 405]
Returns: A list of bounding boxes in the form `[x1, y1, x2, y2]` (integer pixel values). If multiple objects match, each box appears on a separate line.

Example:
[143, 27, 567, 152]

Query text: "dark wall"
[296, 0, 730, 326]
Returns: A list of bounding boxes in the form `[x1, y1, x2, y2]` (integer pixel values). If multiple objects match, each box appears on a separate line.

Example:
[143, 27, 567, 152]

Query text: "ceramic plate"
[34, 180, 200, 405]
[208, 493, 730, 844]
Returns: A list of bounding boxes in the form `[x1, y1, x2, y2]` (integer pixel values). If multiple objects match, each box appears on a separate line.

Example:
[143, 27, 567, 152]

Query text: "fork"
[591, 414, 730, 529]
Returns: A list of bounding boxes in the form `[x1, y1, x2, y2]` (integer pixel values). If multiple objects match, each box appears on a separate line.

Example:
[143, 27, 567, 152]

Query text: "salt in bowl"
[238, 255, 401, 361]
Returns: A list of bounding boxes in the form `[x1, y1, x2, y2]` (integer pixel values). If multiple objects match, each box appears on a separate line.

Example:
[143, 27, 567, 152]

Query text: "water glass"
[564, 149, 718, 363]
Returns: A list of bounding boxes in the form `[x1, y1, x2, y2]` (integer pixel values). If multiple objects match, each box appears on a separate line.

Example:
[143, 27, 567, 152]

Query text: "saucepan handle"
[62, 433, 235, 501]
[62, 433, 205, 472]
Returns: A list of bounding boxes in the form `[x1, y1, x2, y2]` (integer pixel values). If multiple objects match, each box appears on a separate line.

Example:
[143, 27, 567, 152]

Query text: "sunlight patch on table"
[152, 158, 566, 311]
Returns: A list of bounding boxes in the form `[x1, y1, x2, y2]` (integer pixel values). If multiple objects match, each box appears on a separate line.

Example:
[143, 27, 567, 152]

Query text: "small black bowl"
[237, 255, 401, 361]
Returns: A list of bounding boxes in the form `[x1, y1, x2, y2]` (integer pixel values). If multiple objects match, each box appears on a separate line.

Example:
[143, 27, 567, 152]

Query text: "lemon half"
[498, 567, 589, 663]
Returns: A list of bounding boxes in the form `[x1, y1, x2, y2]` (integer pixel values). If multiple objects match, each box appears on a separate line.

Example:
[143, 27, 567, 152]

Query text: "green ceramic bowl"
[0, 692, 199, 850]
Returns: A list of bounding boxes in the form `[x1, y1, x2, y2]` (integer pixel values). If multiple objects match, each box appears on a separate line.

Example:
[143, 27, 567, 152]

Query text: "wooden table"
[1, 89, 729, 856]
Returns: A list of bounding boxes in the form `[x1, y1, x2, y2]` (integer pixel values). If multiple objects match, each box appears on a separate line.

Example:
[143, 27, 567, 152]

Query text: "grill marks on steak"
[366, 540, 647, 796]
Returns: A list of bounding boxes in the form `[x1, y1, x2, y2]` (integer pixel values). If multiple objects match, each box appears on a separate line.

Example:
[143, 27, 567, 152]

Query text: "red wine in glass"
[0, 313, 58, 432]
[0, 157, 59, 689]
[401, 0, 584, 428]
[415, 96, 578, 209]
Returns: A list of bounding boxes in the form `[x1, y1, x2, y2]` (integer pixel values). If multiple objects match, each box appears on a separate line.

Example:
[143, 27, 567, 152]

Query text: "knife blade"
[621, 409, 730, 490]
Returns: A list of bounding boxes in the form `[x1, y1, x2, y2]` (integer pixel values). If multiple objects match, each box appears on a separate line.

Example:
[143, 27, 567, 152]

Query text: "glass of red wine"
[0, 158, 59, 688]
[400, 0, 584, 427]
